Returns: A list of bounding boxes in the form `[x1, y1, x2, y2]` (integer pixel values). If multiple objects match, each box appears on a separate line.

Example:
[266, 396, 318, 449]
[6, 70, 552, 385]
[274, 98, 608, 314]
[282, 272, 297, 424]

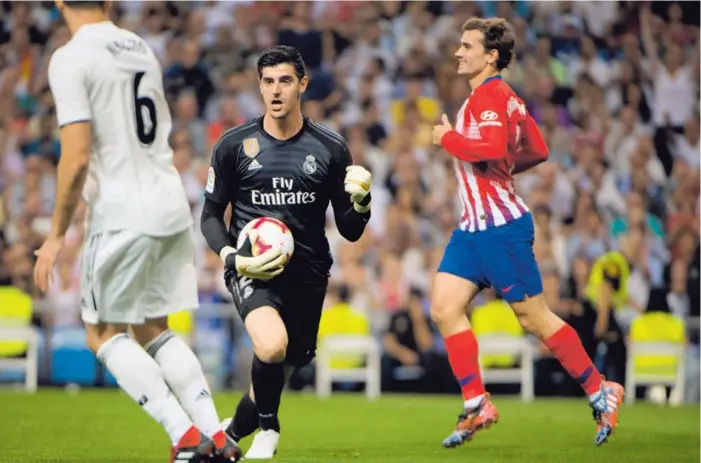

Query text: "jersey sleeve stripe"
[307, 120, 346, 149]
[308, 119, 344, 141]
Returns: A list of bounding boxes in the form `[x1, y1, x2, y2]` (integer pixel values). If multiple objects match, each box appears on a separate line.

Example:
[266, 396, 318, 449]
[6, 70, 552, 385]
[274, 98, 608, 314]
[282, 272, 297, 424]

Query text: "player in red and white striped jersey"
[429, 17, 624, 449]
[441, 74, 539, 232]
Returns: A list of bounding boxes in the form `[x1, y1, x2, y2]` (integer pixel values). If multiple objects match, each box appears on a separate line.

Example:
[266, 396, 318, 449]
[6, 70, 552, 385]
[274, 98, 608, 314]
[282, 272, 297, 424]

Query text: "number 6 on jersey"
[133, 71, 157, 146]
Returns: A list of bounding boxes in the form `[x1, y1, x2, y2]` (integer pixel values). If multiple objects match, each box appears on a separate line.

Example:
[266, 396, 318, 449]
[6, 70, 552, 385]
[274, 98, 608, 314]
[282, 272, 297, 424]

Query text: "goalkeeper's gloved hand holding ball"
[220, 229, 286, 282]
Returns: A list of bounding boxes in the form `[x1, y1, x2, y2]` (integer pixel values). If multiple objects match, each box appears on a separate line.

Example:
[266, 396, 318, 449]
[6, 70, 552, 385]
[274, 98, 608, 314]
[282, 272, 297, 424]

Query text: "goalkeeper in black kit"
[199, 45, 372, 459]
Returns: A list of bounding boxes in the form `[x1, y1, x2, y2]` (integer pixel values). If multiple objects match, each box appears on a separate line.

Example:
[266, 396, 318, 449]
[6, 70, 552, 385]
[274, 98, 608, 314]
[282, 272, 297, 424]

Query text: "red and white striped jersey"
[449, 76, 531, 233]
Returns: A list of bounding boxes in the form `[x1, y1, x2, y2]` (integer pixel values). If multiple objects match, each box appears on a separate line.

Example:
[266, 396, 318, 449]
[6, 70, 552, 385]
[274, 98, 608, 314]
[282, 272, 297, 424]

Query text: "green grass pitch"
[1, 389, 698, 463]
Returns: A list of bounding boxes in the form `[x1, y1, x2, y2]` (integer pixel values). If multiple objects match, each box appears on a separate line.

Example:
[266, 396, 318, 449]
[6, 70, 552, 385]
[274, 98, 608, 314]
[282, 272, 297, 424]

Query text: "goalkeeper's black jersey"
[205, 116, 369, 282]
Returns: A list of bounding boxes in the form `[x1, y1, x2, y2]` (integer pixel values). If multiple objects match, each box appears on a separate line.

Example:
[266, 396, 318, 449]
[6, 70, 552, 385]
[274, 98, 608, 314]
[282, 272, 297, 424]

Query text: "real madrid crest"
[303, 154, 317, 174]
[242, 138, 260, 158]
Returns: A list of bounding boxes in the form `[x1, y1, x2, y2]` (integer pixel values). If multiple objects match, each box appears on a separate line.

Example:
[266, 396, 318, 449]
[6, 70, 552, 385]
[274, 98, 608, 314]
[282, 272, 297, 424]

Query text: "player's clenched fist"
[344, 165, 372, 213]
[432, 113, 453, 146]
[220, 230, 287, 281]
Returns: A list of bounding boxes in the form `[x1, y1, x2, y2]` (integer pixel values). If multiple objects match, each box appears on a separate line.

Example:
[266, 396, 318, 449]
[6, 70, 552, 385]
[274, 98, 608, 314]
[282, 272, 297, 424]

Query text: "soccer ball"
[236, 217, 294, 263]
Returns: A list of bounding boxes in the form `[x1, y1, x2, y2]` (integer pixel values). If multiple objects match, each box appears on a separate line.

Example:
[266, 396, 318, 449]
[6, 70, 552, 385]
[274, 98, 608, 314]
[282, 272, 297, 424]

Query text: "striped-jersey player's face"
[259, 63, 308, 120]
[455, 29, 497, 77]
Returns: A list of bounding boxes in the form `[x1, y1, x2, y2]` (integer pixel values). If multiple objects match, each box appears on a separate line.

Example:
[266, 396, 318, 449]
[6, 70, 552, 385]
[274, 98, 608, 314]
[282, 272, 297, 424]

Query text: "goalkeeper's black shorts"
[228, 273, 328, 367]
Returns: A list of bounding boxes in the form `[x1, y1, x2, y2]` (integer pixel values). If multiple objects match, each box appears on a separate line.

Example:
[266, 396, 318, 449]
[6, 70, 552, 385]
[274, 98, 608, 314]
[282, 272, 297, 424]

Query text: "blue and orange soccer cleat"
[590, 377, 625, 446]
[442, 394, 499, 448]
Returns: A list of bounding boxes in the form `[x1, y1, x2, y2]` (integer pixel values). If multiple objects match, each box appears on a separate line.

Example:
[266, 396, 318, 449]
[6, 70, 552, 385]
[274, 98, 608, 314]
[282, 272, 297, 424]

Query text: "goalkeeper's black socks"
[227, 390, 259, 441]
[251, 355, 285, 432]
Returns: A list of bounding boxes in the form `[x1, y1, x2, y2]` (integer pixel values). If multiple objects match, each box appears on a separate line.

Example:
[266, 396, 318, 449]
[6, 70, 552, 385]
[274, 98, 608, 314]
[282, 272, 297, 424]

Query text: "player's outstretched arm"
[512, 115, 549, 175]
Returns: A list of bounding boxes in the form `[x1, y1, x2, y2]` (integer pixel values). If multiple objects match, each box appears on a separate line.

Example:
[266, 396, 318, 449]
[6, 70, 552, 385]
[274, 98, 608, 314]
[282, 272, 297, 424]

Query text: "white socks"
[464, 394, 485, 410]
[146, 330, 223, 438]
[97, 334, 193, 444]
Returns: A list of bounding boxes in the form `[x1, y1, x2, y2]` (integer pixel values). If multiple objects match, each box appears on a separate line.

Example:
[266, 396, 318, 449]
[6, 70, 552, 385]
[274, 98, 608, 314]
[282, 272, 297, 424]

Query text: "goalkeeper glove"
[344, 165, 372, 213]
[220, 232, 287, 281]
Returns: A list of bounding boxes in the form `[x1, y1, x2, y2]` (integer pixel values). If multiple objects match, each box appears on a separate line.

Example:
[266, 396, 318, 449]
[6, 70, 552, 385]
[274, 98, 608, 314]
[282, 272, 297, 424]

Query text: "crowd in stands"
[0, 1, 698, 399]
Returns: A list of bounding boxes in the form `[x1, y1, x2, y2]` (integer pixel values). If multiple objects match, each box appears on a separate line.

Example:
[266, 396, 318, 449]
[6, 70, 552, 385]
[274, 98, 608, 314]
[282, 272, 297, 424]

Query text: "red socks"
[545, 324, 601, 395]
[445, 324, 600, 400]
[445, 330, 485, 401]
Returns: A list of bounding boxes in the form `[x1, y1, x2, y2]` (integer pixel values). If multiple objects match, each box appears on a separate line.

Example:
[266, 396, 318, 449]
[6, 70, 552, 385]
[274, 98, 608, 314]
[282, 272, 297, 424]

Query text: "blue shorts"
[437, 213, 543, 303]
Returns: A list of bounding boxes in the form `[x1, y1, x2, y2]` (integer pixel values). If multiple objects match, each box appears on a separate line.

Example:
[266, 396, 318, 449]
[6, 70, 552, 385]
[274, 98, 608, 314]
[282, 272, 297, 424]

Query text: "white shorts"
[80, 229, 199, 325]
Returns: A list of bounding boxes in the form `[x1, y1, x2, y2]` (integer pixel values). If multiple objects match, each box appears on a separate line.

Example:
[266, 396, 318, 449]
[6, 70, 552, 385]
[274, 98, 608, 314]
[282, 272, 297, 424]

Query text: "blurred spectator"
[173, 90, 208, 157]
[373, 252, 410, 314]
[318, 283, 370, 369]
[665, 226, 701, 321]
[164, 40, 215, 117]
[523, 37, 569, 87]
[610, 192, 664, 239]
[288, 283, 370, 392]
[671, 115, 700, 169]
[207, 96, 245, 152]
[382, 287, 453, 392]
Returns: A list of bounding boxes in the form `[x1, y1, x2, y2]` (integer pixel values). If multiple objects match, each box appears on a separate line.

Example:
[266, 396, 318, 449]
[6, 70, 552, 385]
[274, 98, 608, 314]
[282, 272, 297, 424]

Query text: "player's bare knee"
[255, 343, 287, 363]
[245, 306, 288, 363]
[510, 294, 557, 339]
[84, 323, 128, 354]
[429, 302, 449, 326]
[254, 336, 288, 363]
[430, 296, 466, 331]
[130, 317, 169, 347]
[513, 309, 538, 335]
[430, 273, 478, 334]
[85, 329, 104, 354]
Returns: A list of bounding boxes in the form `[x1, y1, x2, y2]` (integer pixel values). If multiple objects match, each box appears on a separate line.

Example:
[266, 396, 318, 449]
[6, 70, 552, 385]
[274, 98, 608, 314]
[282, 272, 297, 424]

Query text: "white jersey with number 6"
[48, 21, 192, 237]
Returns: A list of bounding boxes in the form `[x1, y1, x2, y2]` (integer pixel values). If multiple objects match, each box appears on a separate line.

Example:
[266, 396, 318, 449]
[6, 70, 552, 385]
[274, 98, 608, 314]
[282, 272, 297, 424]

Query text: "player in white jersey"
[32, 2, 240, 462]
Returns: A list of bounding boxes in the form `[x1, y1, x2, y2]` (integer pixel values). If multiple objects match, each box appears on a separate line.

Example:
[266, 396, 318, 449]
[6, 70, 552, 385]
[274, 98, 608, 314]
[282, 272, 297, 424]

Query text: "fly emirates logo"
[251, 177, 316, 206]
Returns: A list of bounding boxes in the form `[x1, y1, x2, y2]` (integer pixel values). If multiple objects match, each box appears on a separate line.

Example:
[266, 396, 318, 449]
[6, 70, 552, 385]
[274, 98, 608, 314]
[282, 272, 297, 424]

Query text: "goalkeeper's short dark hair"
[257, 45, 306, 81]
[63, 1, 107, 9]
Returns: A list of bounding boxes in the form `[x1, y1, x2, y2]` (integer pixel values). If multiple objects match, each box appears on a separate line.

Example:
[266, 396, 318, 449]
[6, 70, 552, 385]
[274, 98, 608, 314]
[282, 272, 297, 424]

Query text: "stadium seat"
[471, 299, 534, 402]
[0, 287, 39, 392]
[50, 328, 98, 386]
[103, 366, 118, 387]
[169, 309, 194, 347]
[316, 335, 381, 400]
[625, 312, 686, 405]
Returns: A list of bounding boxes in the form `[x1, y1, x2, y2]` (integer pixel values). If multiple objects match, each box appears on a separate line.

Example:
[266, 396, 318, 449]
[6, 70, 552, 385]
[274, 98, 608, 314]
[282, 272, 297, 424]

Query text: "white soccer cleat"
[244, 429, 280, 459]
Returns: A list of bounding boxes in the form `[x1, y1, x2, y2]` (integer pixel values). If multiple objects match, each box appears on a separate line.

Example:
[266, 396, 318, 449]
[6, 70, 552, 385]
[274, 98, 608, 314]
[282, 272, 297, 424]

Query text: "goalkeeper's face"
[259, 64, 309, 120]
[455, 30, 496, 77]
